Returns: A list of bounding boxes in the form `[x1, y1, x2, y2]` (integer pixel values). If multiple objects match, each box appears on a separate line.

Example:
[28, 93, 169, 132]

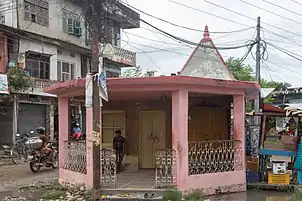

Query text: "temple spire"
[203, 25, 210, 39]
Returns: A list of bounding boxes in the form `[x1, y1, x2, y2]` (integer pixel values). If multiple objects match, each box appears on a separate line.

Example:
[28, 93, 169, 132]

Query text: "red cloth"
[72, 132, 82, 140]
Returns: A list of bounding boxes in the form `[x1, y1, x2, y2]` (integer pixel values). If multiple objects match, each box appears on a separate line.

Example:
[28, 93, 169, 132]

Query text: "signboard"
[0, 74, 9, 94]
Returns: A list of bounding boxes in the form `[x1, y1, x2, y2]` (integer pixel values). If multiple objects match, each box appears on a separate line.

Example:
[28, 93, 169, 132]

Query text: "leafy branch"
[7, 67, 33, 92]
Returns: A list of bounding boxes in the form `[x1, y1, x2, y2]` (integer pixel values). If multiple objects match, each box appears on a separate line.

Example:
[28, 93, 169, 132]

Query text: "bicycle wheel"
[11, 144, 26, 164]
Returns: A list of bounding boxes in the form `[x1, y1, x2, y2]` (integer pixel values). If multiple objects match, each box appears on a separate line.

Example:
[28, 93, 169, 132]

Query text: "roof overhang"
[44, 76, 260, 100]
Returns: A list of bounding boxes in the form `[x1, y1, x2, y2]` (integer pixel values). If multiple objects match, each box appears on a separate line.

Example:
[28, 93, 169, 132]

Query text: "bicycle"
[10, 132, 32, 164]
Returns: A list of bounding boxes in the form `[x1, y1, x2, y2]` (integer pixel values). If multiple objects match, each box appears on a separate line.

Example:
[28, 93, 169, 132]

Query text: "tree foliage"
[226, 57, 291, 110]
[7, 67, 33, 92]
[226, 57, 291, 90]
[121, 66, 149, 77]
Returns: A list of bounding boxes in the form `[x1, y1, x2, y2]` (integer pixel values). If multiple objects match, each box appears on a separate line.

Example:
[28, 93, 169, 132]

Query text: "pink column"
[58, 98, 69, 170]
[233, 94, 245, 171]
[172, 90, 189, 190]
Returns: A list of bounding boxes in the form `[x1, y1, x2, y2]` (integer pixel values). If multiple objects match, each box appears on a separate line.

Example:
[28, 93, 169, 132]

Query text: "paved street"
[0, 163, 58, 192]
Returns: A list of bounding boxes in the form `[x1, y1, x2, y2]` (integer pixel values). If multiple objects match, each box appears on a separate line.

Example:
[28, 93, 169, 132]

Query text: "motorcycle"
[27, 140, 58, 173]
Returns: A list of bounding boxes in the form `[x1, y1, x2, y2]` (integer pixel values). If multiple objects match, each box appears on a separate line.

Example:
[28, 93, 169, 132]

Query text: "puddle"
[210, 191, 290, 201]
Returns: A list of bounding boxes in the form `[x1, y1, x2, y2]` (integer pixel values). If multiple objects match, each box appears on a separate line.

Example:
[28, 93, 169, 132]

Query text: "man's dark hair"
[115, 130, 121, 134]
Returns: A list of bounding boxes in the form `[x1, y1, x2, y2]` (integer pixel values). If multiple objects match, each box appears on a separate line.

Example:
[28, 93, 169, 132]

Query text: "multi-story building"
[0, 0, 139, 144]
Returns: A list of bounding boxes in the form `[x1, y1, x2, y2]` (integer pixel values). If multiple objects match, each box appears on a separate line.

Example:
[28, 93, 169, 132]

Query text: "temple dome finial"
[203, 25, 210, 39]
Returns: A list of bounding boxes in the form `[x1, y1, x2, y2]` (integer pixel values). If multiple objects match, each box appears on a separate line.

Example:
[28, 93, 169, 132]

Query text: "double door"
[140, 110, 166, 169]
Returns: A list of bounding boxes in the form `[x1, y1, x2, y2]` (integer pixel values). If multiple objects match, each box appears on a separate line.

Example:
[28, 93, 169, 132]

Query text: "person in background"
[37, 126, 54, 162]
[72, 123, 82, 140]
[72, 123, 81, 133]
[113, 130, 126, 172]
[294, 133, 302, 184]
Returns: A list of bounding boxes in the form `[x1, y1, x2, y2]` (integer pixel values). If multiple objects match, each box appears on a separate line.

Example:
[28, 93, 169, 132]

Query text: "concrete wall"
[19, 38, 82, 80]
[0, 0, 18, 28]
[0, 35, 8, 73]
[17, 0, 88, 49]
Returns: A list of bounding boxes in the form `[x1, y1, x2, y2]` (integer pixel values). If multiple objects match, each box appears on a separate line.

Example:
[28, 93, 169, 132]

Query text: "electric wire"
[262, 0, 302, 18]
[240, 0, 302, 26]
[267, 42, 302, 63]
[126, 42, 165, 74]
[141, 19, 256, 50]
[193, 0, 302, 38]
[291, 0, 302, 7]
[125, 3, 254, 32]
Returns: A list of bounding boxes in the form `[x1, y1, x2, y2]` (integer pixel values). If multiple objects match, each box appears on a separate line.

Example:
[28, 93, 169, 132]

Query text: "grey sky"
[121, 0, 302, 87]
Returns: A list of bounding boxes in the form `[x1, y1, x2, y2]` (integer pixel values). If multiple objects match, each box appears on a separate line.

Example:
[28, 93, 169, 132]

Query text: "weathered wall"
[0, 34, 8, 73]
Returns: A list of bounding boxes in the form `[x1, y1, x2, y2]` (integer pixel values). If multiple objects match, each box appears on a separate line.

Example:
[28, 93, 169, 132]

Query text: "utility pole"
[87, 0, 102, 200]
[254, 16, 261, 125]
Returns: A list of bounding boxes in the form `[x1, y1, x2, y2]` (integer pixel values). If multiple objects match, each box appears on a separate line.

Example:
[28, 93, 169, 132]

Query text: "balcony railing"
[101, 43, 136, 67]
[33, 78, 57, 92]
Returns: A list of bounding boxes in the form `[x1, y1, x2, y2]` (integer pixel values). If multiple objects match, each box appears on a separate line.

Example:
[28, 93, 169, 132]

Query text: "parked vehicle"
[10, 130, 36, 164]
[27, 140, 58, 173]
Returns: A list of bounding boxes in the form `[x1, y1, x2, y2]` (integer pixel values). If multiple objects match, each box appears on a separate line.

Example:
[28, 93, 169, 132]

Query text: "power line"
[291, 0, 302, 7]
[124, 39, 254, 64]
[125, 2, 254, 33]
[126, 42, 165, 74]
[267, 42, 302, 62]
[263, 0, 302, 17]
[141, 19, 256, 50]
[262, 28, 302, 46]
[240, 0, 302, 26]
[201, 0, 302, 38]
[167, 0, 251, 28]
[266, 60, 302, 77]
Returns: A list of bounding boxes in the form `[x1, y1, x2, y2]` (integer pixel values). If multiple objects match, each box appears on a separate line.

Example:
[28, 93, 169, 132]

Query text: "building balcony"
[102, 1, 140, 29]
[33, 78, 57, 92]
[24, 78, 58, 97]
[101, 43, 136, 67]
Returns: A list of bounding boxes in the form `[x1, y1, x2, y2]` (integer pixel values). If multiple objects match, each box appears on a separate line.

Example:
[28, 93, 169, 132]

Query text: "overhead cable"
[125, 3, 254, 31]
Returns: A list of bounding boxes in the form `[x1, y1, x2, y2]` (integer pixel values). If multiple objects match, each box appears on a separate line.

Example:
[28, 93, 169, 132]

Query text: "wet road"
[0, 163, 58, 192]
[210, 191, 289, 201]
[0, 164, 291, 200]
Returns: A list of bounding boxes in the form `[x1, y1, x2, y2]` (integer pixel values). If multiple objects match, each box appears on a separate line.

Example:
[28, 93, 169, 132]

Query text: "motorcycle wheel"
[51, 153, 58, 169]
[29, 161, 41, 173]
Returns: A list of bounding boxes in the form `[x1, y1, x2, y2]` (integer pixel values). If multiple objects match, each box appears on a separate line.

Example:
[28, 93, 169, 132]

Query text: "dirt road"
[0, 163, 58, 192]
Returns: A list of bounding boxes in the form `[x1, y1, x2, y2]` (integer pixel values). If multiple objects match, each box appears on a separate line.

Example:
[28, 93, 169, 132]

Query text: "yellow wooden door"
[102, 112, 125, 149]
[188, 107, 228, 142]
[140, 111, 166, 169]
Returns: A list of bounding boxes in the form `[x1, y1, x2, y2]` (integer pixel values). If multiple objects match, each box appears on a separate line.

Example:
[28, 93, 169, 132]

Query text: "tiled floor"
[103, 169, 156, 189]
[117, 169, 155, 188]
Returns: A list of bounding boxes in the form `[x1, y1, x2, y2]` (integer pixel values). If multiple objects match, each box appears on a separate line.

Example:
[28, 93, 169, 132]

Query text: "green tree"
[226, 57, 254, 81]
[7, 67, 33, 92]
[122, 66, 149, 77]
[226, 57, 291, 110]
[226, 57, 291, 89]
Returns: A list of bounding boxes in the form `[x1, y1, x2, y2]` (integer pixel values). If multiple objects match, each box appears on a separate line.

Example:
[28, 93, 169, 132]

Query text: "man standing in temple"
[113, 130, 126, 172]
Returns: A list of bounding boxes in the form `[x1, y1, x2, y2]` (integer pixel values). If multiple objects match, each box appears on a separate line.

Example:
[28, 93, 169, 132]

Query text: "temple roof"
[180, 26, 235, 80]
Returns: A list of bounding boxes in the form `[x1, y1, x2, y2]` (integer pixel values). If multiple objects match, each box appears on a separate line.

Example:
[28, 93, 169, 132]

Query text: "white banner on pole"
[99, 70, 108, 102]
[85, 73, 93, 107]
